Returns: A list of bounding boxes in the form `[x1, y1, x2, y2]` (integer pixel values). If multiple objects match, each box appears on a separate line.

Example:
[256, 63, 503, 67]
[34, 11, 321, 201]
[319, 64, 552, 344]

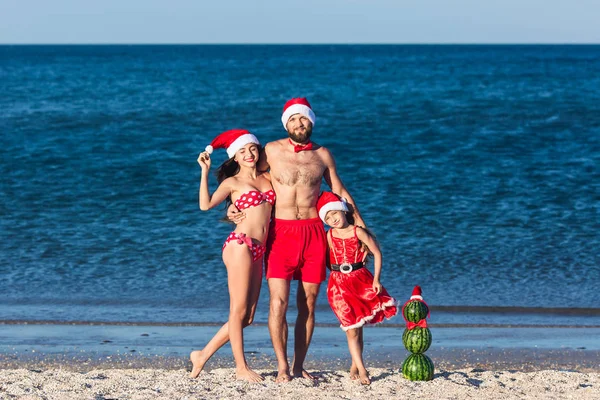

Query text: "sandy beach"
[1, 367, 598, 400]
[1, 324, 599, 399]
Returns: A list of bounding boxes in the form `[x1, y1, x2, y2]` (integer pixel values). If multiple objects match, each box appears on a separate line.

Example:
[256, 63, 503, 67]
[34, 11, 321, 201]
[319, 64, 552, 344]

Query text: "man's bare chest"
[273, 160, 325, 187]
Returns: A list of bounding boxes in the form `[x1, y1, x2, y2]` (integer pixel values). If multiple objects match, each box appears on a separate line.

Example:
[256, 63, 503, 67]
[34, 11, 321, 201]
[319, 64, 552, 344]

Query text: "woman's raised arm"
[198, 152, 234, 211]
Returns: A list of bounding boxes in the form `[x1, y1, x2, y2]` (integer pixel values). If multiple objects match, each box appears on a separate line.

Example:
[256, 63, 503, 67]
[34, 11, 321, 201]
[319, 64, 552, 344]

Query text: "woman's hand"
[372, 279, 382, 295]
[198, 152, 211, 170]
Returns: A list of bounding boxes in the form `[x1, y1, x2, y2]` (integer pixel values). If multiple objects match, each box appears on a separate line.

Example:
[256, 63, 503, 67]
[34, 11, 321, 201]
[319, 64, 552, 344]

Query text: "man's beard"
[288, 125, 312, 144]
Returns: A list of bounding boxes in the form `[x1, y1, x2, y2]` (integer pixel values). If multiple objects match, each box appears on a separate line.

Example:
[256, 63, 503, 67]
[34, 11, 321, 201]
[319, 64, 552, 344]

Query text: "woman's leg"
[223, 243, 264, 382]
[190, 246, 263, 379]
[346, 327, 370, 385]
[244, 256, 264, 325]
[190, 323, 229, 378]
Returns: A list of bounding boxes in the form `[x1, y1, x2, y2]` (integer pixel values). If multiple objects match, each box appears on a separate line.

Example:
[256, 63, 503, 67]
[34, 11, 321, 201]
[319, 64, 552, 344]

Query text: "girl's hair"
[344, 210, 355, 225]
[342, 211, 377, 262]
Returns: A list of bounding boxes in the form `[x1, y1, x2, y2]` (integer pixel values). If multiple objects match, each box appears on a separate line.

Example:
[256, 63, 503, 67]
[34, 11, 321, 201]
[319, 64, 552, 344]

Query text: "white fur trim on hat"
[318, 200, 349, 222]
[281, 104, 316, 128]
[410, 295, 423, 300]
[226, 134, 260, 158]
[205, 145, 214, 154]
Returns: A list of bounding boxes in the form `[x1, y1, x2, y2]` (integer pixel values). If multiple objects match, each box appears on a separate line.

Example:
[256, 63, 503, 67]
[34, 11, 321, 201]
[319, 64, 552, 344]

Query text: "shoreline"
[3, 347, 599, 373]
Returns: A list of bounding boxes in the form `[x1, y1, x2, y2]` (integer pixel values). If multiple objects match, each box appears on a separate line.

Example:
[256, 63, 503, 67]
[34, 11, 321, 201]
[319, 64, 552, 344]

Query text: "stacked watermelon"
[401, 285, 434, 381]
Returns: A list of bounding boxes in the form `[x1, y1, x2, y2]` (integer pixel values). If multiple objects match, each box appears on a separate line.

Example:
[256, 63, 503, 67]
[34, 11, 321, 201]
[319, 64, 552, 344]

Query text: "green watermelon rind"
[402, 327, 432, 354]
[402, 354, 434, 381]
[403, 300, 429, 323]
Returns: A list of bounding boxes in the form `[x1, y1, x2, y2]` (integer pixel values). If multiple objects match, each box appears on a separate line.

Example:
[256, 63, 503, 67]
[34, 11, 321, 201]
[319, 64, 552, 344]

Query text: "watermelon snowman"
[401, 285, 435, 381]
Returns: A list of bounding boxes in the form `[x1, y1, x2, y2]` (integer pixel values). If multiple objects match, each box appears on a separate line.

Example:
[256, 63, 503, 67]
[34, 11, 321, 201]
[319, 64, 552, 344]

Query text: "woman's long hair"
[216, 158, 240, 184]
[215, 158, 239, 215]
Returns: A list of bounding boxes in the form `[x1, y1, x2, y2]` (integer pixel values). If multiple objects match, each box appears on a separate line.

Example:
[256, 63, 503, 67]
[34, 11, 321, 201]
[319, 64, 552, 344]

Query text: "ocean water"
[1, 45, 599, 326]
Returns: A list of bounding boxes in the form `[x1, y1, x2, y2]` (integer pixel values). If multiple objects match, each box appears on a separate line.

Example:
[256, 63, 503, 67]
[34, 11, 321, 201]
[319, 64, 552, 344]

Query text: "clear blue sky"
[1, 0, 599, 44]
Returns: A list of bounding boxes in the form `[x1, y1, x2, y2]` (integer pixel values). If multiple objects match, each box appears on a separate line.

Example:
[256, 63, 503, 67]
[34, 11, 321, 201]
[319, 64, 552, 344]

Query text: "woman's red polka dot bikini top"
[234, 189, 276, 210]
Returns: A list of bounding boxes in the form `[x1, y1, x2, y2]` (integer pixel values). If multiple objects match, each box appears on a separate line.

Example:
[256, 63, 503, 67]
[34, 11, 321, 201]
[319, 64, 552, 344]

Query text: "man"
[232, 98, 364, 382]
[259, 98, 365, 382]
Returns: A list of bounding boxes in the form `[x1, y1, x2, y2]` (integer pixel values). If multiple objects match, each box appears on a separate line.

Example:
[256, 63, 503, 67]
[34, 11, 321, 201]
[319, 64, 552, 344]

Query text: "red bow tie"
[289, 139, 313, 153]
[406, 319, 428, 330]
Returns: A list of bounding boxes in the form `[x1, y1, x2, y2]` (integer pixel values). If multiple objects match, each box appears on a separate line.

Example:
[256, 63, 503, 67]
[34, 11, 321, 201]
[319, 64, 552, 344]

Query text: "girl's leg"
[358, 327, 364, 357]
[223, 244, 264, 382]
[349, 326, 368, 380]
[346, 327, 370, 385]
[349, 361, 359, 380]
[357, 327, 370, 384]
[349, 327, 366, 380]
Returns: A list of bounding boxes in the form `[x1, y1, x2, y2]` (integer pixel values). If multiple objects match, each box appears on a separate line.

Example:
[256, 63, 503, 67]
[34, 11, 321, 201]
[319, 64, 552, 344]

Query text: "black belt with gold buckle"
[330, 262, 364, 274]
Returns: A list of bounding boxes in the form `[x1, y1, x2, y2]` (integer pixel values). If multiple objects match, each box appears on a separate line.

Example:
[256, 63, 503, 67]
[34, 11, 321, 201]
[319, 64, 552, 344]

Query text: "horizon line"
[2, 42, 600, 46]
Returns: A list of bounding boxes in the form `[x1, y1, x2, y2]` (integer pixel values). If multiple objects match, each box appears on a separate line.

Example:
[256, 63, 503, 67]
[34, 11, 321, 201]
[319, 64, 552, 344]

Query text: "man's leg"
[292, 281, 320, 379]
[268, 277, 292, 382]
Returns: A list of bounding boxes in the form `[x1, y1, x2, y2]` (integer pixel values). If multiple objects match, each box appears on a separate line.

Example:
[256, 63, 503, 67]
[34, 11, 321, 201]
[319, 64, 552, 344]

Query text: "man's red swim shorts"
[265, 218, 326, 284]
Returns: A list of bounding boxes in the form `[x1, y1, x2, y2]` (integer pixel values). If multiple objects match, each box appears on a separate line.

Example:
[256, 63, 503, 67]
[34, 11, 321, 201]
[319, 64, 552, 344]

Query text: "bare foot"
[358, 369, 371, 385]
[349, 366, 359, 381]
[236, 366, 264, 383]
[189, 350, 208, 378]
[293, 368, 317, 381]
[275, 368, 292, 383]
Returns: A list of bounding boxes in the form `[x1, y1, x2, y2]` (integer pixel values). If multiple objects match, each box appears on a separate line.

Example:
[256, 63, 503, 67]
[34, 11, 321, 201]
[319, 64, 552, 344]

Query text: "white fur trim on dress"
[226, 134, 260, 158]
[340, 298, 399, 331]
[319, 201, 349, 223]
[281, 104, 316, 128]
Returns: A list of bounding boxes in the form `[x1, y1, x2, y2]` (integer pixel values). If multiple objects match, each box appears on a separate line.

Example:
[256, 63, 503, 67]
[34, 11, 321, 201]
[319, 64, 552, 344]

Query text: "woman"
[191, 129, 273, 382]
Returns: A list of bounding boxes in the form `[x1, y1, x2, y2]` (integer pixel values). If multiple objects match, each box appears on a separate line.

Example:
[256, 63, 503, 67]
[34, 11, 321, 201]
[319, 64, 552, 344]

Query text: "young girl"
[317, 191, 398, 385]
[190, 129, 274, 383]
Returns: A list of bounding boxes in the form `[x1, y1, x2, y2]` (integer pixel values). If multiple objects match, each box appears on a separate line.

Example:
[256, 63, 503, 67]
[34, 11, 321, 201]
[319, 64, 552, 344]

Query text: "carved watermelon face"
[403, 300, 429, 322]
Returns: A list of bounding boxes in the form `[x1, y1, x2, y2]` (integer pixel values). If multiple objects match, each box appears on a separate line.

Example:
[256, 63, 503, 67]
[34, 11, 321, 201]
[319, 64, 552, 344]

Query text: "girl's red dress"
[327, 227, 398, 331]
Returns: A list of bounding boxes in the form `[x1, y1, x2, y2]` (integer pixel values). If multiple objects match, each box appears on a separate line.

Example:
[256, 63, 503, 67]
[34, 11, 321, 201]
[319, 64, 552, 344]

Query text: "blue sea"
[1, 45, 599, 327]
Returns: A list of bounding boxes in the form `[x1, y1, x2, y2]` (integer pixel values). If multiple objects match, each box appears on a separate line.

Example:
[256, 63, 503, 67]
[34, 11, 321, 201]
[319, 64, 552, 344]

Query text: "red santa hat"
[205, 129, 260, 158]
[410, 285, 423, 301]
[281, 97, 316, 129]
[401, 285, 430, 322]
[316, 191, 349, 223]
